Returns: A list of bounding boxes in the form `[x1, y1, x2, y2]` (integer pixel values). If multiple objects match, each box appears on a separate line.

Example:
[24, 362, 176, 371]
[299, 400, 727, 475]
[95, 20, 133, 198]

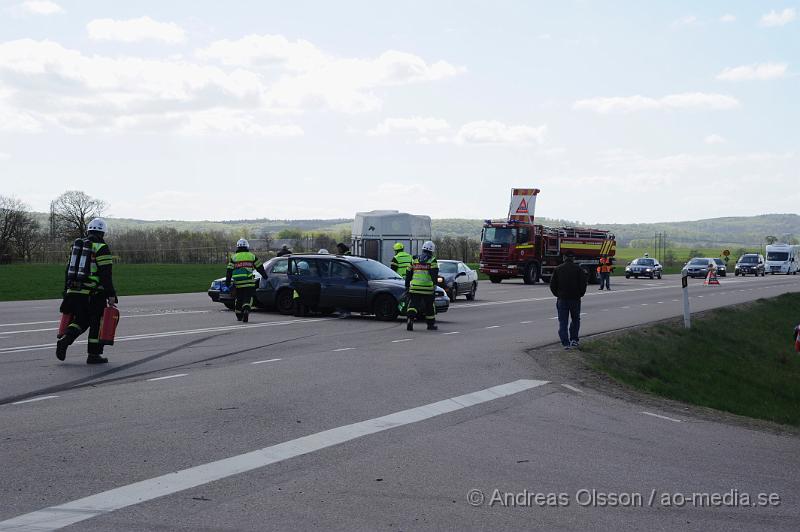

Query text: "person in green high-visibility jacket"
[56, 217, 117, 365]
[390, 242, 413, 278]
[225, 238, 267, 323]
[405, 240, 439, 331]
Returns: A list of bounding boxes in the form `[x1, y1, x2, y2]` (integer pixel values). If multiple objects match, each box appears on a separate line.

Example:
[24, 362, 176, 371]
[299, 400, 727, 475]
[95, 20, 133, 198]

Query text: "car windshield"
[438, 262, 458, 273]
[355, 259, 403, 280]
[482, 227, 515, 244]
[738, 256, 758, 264]
[689, 258, 708, 265]
[767, 252, 789, 261]
[713, 258, 724, 265]
[634, 259, 654, 266]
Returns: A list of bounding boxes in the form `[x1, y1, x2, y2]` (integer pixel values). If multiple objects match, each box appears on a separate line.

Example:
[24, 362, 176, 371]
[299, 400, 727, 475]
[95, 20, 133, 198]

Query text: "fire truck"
[479, 189, 616, 284]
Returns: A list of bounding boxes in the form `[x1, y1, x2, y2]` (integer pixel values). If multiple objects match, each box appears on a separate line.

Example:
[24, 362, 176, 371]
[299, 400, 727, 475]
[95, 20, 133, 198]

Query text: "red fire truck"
[479, 189, 616, 284]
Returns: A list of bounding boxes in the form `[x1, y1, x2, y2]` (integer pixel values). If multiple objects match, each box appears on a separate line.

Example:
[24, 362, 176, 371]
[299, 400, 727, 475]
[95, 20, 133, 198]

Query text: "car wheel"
[449, 287, 457, 301]
[275, 289, 295, 315]
[223, 301, 235, 310]
[625, 274, 630, 279]
[489, 276, 502, 284]
[523, 263, 539, 285]
[466, 282, 477, 301]
[373, 294, 399, 321]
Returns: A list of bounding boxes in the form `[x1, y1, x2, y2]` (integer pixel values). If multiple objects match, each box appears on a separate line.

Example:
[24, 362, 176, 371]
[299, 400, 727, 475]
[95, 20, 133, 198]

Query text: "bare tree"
[764, 235, 778, 245]
[51, 190, 106, 241]
[0, 196, 39, 262]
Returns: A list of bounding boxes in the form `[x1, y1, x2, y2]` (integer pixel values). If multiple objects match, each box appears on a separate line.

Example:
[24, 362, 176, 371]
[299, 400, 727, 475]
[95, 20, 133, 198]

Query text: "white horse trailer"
[351, 210, 432, 266]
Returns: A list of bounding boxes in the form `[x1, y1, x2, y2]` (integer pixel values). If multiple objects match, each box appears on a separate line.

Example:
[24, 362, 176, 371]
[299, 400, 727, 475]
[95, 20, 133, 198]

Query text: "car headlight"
[625, 267, 631, 271]
[645, 268, 651, 272]
[437, 276, 444, 283]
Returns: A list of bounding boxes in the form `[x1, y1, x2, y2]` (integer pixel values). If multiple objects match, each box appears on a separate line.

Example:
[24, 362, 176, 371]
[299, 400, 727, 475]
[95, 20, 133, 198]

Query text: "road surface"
[1, 274, 799, 531]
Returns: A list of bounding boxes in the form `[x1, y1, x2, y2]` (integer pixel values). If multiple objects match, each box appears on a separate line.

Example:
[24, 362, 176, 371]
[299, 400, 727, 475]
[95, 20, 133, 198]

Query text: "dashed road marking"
[561, 384, 584, 394]
[442, 331, 460, 335]
[251, 358, 282, 364]
[12, 395, 59, 405]
[332, 348, 355, 352]
[0, 379, 550, 531]
[391, 338, 412, 343]
[147, 373, 188, 382]
[641, 411, 682, 423]
[485, 325, 501, 329]
[519, 320, 532, 324]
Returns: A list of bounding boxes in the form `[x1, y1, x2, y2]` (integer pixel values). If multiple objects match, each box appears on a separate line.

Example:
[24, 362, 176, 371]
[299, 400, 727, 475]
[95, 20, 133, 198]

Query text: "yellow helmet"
[393, 242, 404, 251]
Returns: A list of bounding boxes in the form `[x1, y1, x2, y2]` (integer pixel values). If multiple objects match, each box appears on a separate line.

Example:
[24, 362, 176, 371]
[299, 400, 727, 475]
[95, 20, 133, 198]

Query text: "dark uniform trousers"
[234, 286, 255, 314]
[407, 293, 436, 323]
[60, 291, 107, 355]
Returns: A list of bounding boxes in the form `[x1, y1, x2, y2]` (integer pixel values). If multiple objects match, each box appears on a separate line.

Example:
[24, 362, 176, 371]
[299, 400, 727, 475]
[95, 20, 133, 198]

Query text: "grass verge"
[581, 293, 800, 426]
[0, 264, 224, 301]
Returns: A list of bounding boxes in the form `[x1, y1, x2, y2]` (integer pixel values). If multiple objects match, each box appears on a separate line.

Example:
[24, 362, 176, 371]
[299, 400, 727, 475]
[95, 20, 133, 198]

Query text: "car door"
[259, 258, 288, 305]
[287, 257, 323, 303]
[455, 262, 469, 294]
[319, 260, 368, 310]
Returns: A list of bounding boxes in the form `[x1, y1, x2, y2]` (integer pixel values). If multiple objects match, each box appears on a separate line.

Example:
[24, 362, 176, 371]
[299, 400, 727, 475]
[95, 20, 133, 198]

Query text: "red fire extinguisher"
[99, 306, 120, 345]
[795, 324, 800, 353]
[57, 313, 72, 338]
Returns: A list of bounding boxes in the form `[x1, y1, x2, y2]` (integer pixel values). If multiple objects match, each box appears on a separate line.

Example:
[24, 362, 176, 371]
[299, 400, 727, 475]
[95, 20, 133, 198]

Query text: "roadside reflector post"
[681, 272, 691, 329]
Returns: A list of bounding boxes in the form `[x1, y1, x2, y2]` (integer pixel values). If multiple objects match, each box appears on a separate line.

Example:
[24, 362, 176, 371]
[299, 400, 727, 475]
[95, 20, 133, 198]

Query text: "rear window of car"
[635, 259, 655, 266]
[438, 262, 458, 273]
[689, 258, 708, 265]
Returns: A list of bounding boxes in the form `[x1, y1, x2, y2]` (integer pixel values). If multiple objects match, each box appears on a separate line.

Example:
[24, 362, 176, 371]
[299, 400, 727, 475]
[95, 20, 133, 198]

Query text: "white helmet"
[422, 240, 435, 253]
[87, 218, 107, 234]
[318, 248, 330, 254]
[236, 238, 250, 249]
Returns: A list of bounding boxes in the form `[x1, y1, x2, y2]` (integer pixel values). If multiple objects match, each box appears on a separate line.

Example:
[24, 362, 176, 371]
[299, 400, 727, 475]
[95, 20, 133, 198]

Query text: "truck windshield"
[482, 227, 515, 244]
[767, 252, 789, 261]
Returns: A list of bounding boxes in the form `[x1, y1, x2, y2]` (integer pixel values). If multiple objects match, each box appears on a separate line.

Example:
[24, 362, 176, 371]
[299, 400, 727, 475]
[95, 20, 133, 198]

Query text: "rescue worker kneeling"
[405, 240, 439, 331]
[56, 218, 117, 364]
[225, 239, 267, 323]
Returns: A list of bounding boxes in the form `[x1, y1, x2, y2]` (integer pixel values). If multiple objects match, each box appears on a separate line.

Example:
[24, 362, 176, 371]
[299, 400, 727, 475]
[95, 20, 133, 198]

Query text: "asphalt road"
[1, 274, 799, 531]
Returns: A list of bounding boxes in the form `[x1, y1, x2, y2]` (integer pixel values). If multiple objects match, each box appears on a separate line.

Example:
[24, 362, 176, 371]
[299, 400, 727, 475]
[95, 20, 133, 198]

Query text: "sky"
[0, 0, 798, 224]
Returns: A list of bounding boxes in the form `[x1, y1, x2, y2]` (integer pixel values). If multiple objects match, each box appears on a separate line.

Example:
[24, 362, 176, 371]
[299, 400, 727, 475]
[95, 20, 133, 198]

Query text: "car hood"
[369, 278, 448, 297]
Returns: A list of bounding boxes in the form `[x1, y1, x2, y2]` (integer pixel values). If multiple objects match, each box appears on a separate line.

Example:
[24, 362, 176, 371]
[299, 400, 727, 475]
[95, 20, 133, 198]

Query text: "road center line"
[0, 379, 549, 531]
[251, 358, 282, 364]
[332, 348, 355, 352]
[391, 338, 412, 343]
[519, 320, 532, 324]
[641, 411, 682, 423]
[11, 395, 59, 405]
[146, 374, 188, 382]
[561, 384, 583, 394]
[485, 325, 501, 329]
[442, 331, 460, 335]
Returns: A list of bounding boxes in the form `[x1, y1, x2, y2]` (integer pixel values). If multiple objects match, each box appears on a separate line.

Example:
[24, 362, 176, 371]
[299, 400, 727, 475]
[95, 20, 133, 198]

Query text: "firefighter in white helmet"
[405, 240, 439, 331]
[225, 238, 267, 323]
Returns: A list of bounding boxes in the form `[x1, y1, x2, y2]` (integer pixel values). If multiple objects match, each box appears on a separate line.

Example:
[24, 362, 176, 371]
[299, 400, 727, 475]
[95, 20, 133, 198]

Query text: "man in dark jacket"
[549, 254, 588, 349]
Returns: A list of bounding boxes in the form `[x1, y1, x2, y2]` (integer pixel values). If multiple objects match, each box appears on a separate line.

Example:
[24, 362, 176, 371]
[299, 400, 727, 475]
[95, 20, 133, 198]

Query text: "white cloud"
[720, 14, 736, 23]
[455, 121, 546, 145]
[0, 151, 9, 160]
[367, 117, 450, 136]
[672, 15, 698, 27]
[176, 110, 303, 137]
[704, 134, 726, 144]
[19, 1, 63, 15]
[716, 62, 788, 81]
[760, 8, 796, 27]
[573, 92, 739, 113]
[87, 17, 187, 44]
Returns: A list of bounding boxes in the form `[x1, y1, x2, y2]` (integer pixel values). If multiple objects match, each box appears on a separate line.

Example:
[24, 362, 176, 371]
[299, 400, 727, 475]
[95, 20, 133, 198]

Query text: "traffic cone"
[703, 269, 720, 286]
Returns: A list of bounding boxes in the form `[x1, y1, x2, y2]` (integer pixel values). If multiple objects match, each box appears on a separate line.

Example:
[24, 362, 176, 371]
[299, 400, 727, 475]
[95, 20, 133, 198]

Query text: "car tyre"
[625, 274, 630, 279]
[276, 289, 295, 315]
[373, 294, 399, 321]
[449, 287, 457, 301]
[523, 263, 539, 285]
[466, 282, 477, 301]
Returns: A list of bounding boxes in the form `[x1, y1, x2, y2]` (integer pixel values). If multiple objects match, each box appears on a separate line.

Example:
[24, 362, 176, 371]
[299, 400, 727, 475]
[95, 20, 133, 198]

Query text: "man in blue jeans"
[549, 254, 588, 350]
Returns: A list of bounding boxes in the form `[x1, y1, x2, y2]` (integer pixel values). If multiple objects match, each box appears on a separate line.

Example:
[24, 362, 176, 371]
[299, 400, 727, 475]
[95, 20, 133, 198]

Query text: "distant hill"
[33, 213, 800, 248]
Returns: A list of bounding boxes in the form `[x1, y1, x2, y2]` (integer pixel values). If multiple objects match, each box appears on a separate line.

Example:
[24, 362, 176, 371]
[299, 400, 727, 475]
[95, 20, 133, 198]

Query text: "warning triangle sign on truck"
[508, 188, 540, 223]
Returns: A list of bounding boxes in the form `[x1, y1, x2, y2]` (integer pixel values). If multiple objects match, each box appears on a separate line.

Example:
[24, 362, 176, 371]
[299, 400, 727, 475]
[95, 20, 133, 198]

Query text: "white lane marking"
[251, 358, 282, 365]
[548, 316, 558, 320]
[580, 312, 587, 316]
[391, 338, 412, 343]
[641, 303, 648, 306]
[697, 295, 704, 298]
[0, 379, 549, 531]
[442, 331, 460, 335]
[146, 374, 188, 382]
[641, 411, 682, 423]
[0, 327, 56, 335]
[519, 320, 532, 324]
[0, 310, 211, 329]
[0, 319, 319, 355]
[11, 395, 59, 405]
[621, 306, 630, 309]
[332, 348, 355, 352]
[561, 384, 584, 394]
[672, 299, 679, 302]
[485, 325, 501, 329]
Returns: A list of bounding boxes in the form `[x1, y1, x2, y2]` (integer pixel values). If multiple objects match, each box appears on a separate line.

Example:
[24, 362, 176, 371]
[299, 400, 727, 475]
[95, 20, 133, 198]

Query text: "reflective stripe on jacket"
[66, 240, 112, 295]
[409, 255, 438, 295]
[391, 251, 413, 277]
[227, 251, 263, 288]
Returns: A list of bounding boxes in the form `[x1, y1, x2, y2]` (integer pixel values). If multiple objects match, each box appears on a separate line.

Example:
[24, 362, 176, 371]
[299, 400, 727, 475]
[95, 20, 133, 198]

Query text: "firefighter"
[225, 239, 267, 323]
[597, 257, 612, 291]
[405, 240, 439, 331]
[390, 242, 413, 278]
[336, 242, 351, 256]
[277, 245, 292, 257]
[55, 218, 117, 364]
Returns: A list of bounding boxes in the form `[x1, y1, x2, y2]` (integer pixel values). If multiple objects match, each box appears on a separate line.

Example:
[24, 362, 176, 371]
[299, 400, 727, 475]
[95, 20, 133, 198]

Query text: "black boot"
[55, 336, 70, 361]
[406, 317, 413, 331]
[242, 308, 250, 323]
[427, 322, 438, 331]
[86, 354, 108, 364]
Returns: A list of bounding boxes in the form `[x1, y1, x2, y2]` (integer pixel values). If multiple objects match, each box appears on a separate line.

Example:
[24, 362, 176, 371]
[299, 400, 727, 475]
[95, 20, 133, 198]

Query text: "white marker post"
[682, 272, 691, 329]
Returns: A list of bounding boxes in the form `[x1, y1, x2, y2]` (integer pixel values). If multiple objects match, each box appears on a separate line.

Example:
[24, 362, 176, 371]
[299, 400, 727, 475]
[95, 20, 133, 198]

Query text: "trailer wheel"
[489, 276, 502, 284]
[523, 263, 539, 285]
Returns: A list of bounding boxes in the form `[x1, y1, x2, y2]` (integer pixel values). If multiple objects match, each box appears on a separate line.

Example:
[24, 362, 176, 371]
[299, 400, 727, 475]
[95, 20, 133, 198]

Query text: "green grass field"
[0, 264, 224, 301]
[581, 293, 800, 426]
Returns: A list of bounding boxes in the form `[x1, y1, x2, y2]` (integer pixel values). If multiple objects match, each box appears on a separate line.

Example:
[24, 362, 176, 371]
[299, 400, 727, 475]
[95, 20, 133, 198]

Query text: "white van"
[765, 243, 799, 275]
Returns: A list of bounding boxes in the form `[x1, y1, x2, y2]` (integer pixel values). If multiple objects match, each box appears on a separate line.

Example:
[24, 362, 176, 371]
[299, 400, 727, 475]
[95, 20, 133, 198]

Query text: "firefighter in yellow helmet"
[405, 241, 439, 331]
[390, 242, 413, 278]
